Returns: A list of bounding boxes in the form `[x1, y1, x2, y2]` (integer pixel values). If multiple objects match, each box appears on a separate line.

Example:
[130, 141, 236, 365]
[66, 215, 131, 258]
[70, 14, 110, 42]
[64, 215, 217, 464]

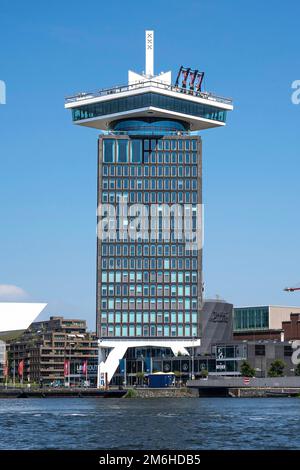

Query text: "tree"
[295, 363, 300, 376]
[136, 371, 145, 385]
[240, 361, 255, 377]
[268, 360, 286, 377]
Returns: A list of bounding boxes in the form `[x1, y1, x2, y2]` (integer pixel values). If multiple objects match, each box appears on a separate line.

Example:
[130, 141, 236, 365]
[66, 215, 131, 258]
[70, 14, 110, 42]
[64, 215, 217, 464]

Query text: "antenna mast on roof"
[145, 30, 154, 77]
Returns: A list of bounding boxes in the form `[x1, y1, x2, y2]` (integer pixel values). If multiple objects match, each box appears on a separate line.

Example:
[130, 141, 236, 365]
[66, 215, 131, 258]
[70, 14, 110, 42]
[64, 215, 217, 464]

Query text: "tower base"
[97, 338, 200, 387]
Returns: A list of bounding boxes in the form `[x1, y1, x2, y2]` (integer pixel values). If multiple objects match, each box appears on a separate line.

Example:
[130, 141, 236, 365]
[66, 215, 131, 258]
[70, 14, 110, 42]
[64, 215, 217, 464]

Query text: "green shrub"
[268, 360, 286, 377]
[123, 388, 138, 398]
[240, 361, 256, 377]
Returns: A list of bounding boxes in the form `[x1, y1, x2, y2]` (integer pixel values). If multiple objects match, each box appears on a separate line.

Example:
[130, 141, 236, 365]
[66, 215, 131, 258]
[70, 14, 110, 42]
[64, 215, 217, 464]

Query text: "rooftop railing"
[65, 79, 233, 106]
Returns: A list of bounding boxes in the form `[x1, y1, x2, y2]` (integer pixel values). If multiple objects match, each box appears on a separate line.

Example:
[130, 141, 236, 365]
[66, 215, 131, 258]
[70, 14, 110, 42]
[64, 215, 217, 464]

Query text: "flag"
[64, 359, 70, 377]
[82, 360, 88, 375]
[18, 360, 24, 377]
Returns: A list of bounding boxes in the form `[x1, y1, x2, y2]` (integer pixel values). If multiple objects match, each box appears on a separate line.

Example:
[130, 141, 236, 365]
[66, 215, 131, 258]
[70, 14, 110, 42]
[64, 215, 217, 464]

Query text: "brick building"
[282, 313, 300, 341]
[6, 316, 98, 386]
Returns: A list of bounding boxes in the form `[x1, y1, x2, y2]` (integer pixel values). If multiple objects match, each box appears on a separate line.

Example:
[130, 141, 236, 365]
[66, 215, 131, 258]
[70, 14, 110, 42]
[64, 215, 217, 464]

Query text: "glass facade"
[112, 118, 188, 135]
[233, 307, 269, 331]
[97, 131, 202, 339]
[72, 92, 227, 124]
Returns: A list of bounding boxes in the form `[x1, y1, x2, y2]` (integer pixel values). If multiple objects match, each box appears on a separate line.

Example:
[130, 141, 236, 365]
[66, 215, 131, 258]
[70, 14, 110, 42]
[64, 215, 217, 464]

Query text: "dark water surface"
[0, 397, 299, 450]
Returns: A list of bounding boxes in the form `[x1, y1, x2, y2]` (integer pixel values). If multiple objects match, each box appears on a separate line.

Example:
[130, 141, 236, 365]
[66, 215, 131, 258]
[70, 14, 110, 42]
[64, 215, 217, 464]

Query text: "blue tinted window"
[131, 139, 142, 162]
[73, 93, 227, 123]
[103, 139, 114, 162]
[117, 140, 128, 162]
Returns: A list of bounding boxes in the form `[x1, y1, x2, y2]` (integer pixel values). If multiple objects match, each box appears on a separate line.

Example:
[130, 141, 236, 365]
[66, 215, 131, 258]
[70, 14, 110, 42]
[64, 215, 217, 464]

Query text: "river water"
[0, 397, 299, 449]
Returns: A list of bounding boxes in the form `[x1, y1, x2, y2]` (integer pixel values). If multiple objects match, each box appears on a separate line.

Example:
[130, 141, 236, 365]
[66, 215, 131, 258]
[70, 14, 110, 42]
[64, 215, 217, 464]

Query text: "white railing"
[65, 80, 233, 106]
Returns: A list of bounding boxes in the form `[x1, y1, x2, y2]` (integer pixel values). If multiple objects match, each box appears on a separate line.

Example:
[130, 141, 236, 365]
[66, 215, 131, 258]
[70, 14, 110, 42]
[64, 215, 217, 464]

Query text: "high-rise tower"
[65, 31, 233, 386]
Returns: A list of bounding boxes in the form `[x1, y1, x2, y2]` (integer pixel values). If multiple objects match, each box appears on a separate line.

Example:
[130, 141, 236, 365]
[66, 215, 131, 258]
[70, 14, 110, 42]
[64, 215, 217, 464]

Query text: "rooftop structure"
[234, 305, 300, 332]
[65, 31, 232, 133]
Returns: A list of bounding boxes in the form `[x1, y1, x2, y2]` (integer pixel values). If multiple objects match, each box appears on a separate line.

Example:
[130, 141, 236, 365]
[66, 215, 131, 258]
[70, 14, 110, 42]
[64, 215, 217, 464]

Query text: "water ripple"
[0, 397, 299, 449]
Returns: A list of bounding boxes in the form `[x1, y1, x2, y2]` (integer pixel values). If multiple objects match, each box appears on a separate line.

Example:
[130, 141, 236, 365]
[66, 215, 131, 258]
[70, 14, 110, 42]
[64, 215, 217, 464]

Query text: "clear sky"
[1, 0, 300, 330]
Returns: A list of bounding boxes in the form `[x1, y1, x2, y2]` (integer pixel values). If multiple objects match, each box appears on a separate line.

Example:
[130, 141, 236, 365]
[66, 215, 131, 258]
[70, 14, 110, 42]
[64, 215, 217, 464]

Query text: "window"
[150, 139, 156, 150]
[129, 325, 135, 337]
[74, 95, 227, 124]
[136, 325, 142, 336]
[108, 313, 114, 323]
[131, 139, 142, 163]
[164, 325, 170, 336]
[284, 346, 293, 357]
[117, 140, 128, 162]
[255, 345, 265, 356]
[129, 312, 135, 322]
[185, 325, 190, 336]
[143, 312, 149, 323]
[103, 139, 115, 162]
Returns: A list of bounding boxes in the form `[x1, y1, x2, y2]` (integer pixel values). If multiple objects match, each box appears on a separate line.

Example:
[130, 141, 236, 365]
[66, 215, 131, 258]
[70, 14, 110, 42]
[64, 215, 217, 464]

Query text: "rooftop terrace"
[65, 79, 233, 107]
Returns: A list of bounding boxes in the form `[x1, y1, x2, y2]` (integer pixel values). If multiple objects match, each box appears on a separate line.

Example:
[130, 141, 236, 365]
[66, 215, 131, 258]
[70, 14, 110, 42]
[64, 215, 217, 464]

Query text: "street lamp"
[191, 335, 196, 380]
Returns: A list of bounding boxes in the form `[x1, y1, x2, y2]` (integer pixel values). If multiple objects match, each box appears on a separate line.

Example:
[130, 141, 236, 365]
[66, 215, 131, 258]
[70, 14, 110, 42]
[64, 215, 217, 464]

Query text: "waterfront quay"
[0, 387, 126, 398]
[2, 377, 300, 398]
[188, 377, 300, 397]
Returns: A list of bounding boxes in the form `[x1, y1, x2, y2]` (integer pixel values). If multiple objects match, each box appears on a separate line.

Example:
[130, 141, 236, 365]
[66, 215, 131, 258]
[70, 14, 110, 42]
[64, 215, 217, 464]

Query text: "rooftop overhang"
[65, 83, 233, 132]
[72, 106, 226, 131]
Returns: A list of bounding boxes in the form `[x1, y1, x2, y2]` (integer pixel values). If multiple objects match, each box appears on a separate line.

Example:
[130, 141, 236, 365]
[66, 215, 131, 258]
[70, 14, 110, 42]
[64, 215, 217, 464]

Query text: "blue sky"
[1, 0, 300, 329]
